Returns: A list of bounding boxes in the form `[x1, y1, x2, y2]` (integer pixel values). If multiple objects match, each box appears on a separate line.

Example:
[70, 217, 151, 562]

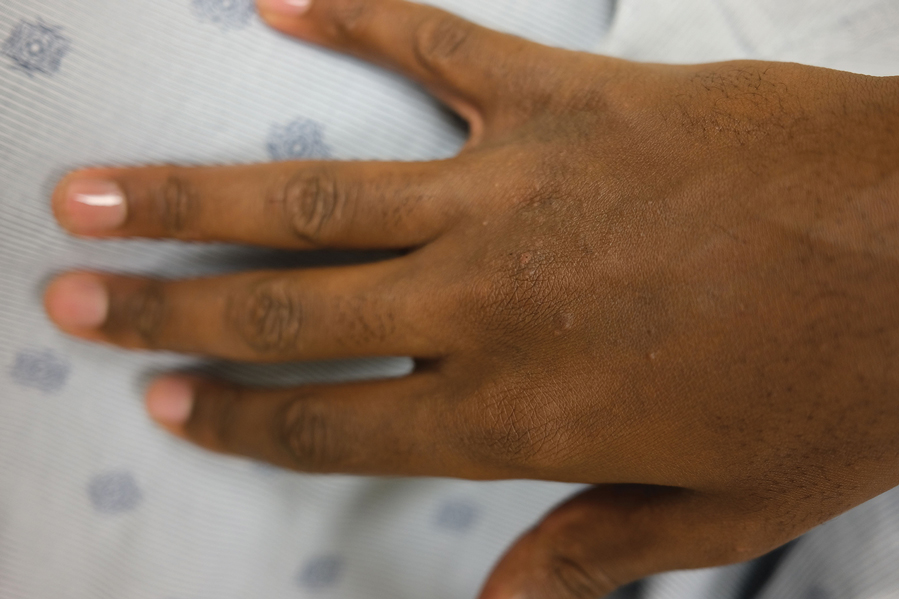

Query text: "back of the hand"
[45, 0, 899, 595]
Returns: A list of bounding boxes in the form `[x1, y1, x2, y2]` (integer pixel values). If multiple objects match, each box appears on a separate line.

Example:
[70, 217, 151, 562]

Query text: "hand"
[44, 0, 899, 596]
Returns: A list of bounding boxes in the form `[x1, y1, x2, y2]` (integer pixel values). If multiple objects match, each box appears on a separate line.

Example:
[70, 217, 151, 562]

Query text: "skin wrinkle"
[130, 283, 165, 346]
[549, 554, 616, 599]
[104, 279, 168, 349]
[278, 395, 339, 471]
[228, 277, 304, 354]
[324, 0, 369, 41]
[411, 12, 473, 79]
[279, 167, 344, 246]
[45, 1, 899, 595]
[185, 384, 242, 453]
[208, 386, 242, 452]
[157, 175, 198, 236]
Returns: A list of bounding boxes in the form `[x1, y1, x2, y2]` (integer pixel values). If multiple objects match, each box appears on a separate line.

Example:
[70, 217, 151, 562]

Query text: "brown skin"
[43, 0, 899, 596]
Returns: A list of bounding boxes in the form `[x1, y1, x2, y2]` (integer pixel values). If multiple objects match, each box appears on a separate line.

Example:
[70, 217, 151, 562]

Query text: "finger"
[479, 486, 783, 599]
[255, 0, 546, 129]
[51, 161, 461, 248]
[52, 160, 462, 248]
[44, 261, 444, 361]
[144, 374, 460, 476]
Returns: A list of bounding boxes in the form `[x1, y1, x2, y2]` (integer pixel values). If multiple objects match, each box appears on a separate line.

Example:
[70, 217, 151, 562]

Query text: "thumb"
[479, 485, 775, 599]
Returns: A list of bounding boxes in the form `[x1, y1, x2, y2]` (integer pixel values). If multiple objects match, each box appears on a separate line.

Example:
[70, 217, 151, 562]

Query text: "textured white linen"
[0, 1, 897, 598]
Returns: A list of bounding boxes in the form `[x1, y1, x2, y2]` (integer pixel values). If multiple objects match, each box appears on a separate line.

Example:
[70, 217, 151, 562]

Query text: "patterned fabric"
[0, 1, 896, 598]
[2, 19, 70, 75]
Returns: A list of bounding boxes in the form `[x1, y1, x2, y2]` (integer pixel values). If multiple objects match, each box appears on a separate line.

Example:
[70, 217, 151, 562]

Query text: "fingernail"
[63, 179, 127, 233]
[146, 378, 195, 427]
[45, 274, 109, 329]
[257, 0, 312, 16]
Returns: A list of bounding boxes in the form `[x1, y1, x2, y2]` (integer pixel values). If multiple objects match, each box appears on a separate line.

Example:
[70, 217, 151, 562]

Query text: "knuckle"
[546, 554, 616, 599]
[455, 382, 551, 470]
[275, 394, 344, 471]
[228, 278, 304, 354]
[531, 508, 620, 598]
[190, 386, 242, 449]
[324, 0, 370, 39]
[461, 247, 566, 341]
[277, 167, 351, 245]
[123, 281, 167, 347]
[155, 175, 198, 236]
[413, 13, 473, 75]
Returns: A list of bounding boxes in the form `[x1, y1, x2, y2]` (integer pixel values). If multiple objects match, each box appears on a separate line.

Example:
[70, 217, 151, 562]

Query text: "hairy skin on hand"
[44, 0, 899, 596]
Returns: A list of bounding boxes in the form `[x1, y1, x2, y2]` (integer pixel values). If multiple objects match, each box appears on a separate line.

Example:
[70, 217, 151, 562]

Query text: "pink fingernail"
[146, 378, 195, 427]
[63, 179, 127, 233]
[45, 274, 109, 329]
[257, 0, 312, 16]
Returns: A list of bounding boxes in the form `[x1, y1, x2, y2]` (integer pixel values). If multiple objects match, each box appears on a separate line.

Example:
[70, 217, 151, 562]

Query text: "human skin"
[43, 0, 899, 596]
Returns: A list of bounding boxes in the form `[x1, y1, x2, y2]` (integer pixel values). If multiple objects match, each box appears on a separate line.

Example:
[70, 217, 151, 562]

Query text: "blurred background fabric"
[0, 1, 897, 598]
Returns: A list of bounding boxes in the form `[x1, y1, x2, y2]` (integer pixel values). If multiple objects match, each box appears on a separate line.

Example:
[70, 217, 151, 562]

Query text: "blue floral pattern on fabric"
[10, 349, 70, 392]
[2, 20, 71, 76]
[296, 554, 344, 590]
[434, 499, 479, 532]
[267, 118, 331, 161]
[88, 471, 143, 514]
[191, 0, 256, 29]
